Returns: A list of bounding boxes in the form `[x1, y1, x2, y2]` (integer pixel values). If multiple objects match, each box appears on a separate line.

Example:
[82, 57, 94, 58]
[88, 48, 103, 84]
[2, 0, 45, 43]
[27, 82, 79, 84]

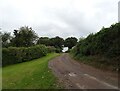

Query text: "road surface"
[49, 53, 119, 89]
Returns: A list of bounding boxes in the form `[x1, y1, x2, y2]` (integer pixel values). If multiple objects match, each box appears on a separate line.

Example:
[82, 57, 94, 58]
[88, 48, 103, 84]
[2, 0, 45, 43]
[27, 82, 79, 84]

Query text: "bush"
[55, 48, 62, 53]
[71, 23, 120, 58]
[71, 23, 120, 70]
[46, 46, 56, 53]
[2, 45, 48, 66]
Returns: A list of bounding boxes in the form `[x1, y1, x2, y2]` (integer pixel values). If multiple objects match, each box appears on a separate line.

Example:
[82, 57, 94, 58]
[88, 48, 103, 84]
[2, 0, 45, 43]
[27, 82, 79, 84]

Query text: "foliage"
[37, 37, 50, 46]
[37, 36, 64, 53]
[1, 26, 78, 53]
[2, 45, 48, 66]
[72, 23, 120, 57]
[2, 53, 62, 89]
[64, 37, 78, 49]
[46, 46, 57, 53]
[49, 36, 64, 52]
[1, 32, 12, 47]
[71, 23, 120, 70]
[11, 26, 38, 47]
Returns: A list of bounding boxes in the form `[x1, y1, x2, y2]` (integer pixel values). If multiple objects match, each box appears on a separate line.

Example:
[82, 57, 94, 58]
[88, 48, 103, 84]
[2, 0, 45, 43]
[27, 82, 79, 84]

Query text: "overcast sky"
[0, 0, 119, 39]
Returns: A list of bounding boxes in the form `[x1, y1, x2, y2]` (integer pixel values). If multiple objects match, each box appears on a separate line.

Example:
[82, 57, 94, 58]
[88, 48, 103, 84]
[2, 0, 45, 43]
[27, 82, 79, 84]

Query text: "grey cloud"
[0, 0, 119, 39]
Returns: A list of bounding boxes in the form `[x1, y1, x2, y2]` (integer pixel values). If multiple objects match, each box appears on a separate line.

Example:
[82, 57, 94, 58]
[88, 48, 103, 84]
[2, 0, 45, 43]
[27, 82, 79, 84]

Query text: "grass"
[2, 53, 62, 89]
[70, 53, 119, 72]
[0, 68, 2, 90]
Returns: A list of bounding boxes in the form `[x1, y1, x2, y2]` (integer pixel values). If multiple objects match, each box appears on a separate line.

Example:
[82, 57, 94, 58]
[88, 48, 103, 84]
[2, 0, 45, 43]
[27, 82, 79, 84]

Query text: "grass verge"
[70, 53, 119, 72]
[2, 53, 62, 89]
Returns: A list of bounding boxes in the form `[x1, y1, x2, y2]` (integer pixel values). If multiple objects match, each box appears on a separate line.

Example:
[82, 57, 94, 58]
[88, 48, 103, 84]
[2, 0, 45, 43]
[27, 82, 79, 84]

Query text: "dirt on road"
[49, 53, 119, 89]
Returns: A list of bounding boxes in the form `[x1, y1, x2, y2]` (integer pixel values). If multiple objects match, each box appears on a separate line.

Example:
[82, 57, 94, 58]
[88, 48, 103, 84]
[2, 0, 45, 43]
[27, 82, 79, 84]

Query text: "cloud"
[0, 0, 119, 39]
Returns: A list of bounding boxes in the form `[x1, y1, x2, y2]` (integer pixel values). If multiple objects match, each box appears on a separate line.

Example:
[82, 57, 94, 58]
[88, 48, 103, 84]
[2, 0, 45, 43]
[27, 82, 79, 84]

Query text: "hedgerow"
[46, 46, 56, 53]
[71, 23, 120, 70]
[72, 23, 120, 57]
[2, 45, 54, 66]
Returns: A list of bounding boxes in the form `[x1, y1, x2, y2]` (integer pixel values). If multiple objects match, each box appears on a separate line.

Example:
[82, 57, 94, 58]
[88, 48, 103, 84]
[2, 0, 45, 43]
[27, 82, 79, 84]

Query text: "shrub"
[46, 46, 56, 53]
[55, 48, 61, 53]
[71, 23, 120, 70]
[2, 45, 48, 66]
[71, 23, 120, 58]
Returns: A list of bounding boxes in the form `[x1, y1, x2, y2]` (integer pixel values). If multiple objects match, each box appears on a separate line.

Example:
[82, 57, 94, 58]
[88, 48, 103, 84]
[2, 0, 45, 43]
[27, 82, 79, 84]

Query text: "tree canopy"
[37, 37, 50, 46]
[1, 26, 79, 52]
[50, 36, 64, 50]
[1, 32, 11, 47]
[64, 37, 78, 49]
[11, 26, 38, 47]
[71, 23, 120, 58]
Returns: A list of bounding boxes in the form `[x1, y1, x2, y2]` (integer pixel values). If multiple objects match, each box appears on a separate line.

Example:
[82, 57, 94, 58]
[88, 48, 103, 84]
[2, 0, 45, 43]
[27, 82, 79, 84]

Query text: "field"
[2, 53, 61, 89]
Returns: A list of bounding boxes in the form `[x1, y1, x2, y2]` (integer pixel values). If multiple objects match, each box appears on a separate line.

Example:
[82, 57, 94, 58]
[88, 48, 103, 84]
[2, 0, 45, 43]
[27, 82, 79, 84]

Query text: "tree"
[64, 37, 78, 49]
[11, 26, 38, 47]
[50, 36, 64, 51]
[1, 32, 11, 47]
[71, 22, 120, 57]
[37, 37, 50, 46]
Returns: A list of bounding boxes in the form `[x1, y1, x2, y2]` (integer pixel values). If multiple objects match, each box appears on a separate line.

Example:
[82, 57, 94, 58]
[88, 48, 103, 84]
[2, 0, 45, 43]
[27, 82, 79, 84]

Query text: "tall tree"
[50, 36, 64, 50]
[11, 26, 38, 47]
[37, 37, 50, 46]
[64, 37, 78, 49]
[1, 32, 11, 47]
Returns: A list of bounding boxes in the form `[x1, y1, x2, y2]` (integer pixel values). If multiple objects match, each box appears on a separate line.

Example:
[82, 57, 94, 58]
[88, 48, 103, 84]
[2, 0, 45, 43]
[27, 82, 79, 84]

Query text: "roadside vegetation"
[1, 26, 78, 53]
[1, 26, 78, 66]
[2, 22, 119, 89]
[2, 53, 62, 89]
[2, 45, 48, 66]
[71, 23, 120, 71]
[2, 44, 58, 66]
[1, 26, 75, 89]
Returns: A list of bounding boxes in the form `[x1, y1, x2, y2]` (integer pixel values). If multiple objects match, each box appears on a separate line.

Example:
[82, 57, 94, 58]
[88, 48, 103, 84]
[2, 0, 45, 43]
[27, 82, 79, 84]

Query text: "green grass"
[2, 53, 61, 89]
[70, 53, 119, 71]
[0, 68, 2, 90]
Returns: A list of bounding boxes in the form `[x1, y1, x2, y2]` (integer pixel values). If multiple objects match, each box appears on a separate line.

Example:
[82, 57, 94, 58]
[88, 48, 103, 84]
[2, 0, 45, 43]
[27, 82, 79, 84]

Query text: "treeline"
[71, 23, 120, 71]
[1, 26, 78, 52]
[1, 26, 78, 66]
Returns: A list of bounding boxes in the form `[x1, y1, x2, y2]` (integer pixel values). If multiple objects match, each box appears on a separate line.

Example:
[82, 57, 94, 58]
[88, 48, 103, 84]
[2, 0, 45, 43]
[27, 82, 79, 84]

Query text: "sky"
[0, 0, 119, 39]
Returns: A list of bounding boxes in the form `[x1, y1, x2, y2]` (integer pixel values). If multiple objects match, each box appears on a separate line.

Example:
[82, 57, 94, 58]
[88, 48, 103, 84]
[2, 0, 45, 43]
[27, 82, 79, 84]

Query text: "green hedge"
[2, 45, 48, 66]
[46, 46, 56, 53]
[71, 23, 120, 58]
[71, 23, 120, 71]
[46, 46, 62, 53]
